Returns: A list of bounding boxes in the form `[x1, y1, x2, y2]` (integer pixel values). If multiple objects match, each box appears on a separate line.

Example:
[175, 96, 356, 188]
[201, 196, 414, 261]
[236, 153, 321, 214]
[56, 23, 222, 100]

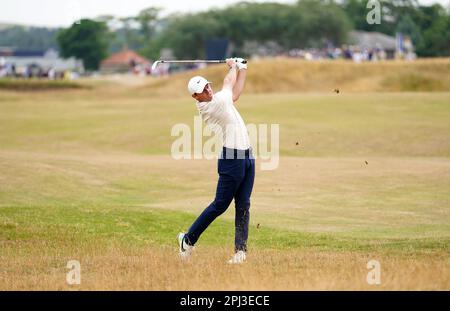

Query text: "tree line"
[2, 0, 447, 70]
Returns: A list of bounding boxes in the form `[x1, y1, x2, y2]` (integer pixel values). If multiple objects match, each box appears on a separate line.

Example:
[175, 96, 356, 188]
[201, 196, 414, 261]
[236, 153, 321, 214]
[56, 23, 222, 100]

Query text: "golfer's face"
[194, 83, 213, 102]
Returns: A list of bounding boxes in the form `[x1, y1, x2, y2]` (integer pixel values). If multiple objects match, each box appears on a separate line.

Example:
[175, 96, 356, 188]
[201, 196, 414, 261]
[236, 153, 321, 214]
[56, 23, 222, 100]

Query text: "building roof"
[348, 30, 397, 50]
[101, 49, 150, 66]
[0, 48, 82, 71]
[0, 47, 53, 57]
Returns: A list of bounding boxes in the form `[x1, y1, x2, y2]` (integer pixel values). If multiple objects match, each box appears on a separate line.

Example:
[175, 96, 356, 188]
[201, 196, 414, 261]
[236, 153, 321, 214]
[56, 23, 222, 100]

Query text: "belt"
[221, 147, 253, 159]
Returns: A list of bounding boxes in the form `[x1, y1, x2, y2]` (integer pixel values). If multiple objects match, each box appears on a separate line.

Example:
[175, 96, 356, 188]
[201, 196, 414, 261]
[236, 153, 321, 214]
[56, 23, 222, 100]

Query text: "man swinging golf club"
[178, 57, 254, 264]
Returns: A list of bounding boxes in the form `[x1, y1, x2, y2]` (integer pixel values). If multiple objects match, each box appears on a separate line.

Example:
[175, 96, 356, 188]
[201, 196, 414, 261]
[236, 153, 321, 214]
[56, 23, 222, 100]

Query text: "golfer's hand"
[234, 57, 247, 70]
[226, 58, 237, 69]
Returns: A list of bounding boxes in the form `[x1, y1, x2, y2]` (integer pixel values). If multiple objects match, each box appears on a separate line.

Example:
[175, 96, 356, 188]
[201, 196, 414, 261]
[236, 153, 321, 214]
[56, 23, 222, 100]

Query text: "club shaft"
[158, 60, 226, 64]
[151, 59, 246, 70]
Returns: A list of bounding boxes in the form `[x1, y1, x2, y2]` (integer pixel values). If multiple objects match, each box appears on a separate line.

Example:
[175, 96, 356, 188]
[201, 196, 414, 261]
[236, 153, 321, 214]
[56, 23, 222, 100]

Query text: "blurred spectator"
[48, 67, 56, 80]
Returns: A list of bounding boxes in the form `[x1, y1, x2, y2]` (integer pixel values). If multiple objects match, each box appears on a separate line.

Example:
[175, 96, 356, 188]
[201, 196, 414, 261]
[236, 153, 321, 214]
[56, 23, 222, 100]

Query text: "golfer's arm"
[222, 67, 237, 92]
[232, 69, 246, 102]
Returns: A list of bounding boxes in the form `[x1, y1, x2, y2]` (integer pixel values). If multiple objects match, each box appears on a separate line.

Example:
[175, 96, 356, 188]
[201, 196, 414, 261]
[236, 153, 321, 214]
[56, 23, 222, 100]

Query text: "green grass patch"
[1, 205, 448, 255]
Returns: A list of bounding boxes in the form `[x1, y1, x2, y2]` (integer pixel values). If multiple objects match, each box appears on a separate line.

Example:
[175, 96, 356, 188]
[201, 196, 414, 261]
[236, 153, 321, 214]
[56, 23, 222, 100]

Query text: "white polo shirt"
[196, 88, 250, 150]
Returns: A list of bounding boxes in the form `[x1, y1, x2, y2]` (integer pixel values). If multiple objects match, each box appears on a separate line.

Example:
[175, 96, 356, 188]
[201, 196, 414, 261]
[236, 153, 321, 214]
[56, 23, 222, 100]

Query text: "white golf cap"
[187, 76, 211, 95]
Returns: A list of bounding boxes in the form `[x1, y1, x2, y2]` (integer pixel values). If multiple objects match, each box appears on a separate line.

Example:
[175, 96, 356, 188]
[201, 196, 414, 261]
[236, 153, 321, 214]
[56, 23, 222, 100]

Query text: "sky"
[0, 0, 448, 28]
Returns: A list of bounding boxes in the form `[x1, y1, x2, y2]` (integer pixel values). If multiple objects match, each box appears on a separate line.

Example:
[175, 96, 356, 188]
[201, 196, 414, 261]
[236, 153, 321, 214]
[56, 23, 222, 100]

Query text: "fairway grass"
[0, 85, 449, 290]
[0, 78, 88, 91]
[2, 241, 449, 290]
[1, 201, 449, 290]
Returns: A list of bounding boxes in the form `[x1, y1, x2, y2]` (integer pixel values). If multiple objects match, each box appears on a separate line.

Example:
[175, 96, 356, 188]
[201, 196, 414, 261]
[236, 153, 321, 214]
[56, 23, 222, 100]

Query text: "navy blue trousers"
[185, 147, 255, 252]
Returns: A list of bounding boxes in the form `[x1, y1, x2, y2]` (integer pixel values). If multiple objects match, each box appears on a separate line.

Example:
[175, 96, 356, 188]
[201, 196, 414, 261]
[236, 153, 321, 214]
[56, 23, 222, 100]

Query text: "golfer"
[178, 58, 254, 264]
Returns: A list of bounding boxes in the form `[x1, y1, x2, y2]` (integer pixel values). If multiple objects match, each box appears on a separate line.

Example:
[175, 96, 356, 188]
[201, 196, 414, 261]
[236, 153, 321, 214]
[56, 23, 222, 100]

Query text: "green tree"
[341, 0, 399, 34]
[417, 15, 450, 56]
[0, 26, 59, 50]
[119, 17, 142, 50]
[160, 12, 224, 59]
[137, 7, 161, 39]
[57, 19, 110, 70]
[150, 1, 351, 59]
[296, 0, 351, 47]
[135, 7, 162, 59]
[414, 4, 446, 30]
[396, 14, 421, 45]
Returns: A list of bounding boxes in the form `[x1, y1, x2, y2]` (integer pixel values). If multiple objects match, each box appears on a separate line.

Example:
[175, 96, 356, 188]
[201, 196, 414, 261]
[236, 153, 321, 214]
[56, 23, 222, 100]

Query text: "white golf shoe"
[227, 250, 246, 264]
[178, 232, 194, 260]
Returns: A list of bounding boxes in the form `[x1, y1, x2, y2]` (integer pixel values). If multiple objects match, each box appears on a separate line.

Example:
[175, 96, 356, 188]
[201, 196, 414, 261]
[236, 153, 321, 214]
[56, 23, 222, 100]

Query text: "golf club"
[151, 59, 247, 71]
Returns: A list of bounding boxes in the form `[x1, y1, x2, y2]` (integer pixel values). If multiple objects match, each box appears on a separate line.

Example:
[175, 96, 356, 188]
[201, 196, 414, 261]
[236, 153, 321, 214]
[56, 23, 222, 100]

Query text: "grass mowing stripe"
[1, 205, 448, 254]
